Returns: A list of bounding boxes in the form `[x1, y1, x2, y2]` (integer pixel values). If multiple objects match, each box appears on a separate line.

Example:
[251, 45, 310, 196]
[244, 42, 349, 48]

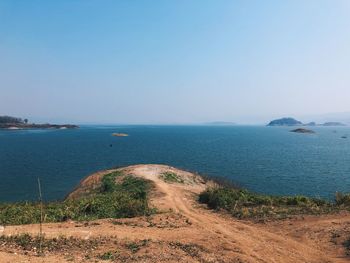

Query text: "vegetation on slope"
[160, 172, 184, 184]
[0, 171, 153, 225]
[0, 233, 102, 254]
[199, 186, 350, 220]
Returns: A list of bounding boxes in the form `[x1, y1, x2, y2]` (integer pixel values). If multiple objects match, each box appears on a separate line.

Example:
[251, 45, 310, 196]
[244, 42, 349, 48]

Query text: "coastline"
[0, 164, 349, 262]
[0, 124, 79, 130]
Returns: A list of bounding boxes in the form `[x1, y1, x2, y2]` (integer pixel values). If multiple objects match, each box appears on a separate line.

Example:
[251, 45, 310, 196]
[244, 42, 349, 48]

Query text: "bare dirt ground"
[0, 164, 350, 262]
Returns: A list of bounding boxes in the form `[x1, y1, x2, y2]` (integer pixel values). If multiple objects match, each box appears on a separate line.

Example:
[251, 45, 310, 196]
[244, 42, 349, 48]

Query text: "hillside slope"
[0, 164, 349, 262]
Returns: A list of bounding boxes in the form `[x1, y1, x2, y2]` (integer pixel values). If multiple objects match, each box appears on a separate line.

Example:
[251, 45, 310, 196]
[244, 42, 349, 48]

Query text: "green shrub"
[0, 173, 153, 225]
[101, 171, 123, 192]
[335, 192, 350, 206]
[98, 251, 116, 260]
[125, 239, 149, 253]
[160, 172, 184, 183]
[199, 187, 338, 220]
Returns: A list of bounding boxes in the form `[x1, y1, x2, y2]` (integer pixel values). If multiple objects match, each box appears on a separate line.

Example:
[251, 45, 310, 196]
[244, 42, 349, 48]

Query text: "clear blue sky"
[1, 0, 350, 124]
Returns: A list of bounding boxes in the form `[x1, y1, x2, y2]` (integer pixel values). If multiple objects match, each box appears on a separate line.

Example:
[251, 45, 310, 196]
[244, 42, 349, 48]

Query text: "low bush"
[335, 192, 350, 206]
[0, 172, 153, 225]
[101, 171, 123, 192]
[160, 172, 184, 183]
[199, 187, 339, 220]
[344, 238, 350, 255]
[98, 251, 116, 260]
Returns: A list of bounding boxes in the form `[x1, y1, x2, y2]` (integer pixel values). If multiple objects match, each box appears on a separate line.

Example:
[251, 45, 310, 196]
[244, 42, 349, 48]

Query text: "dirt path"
[1, 164, 350, 262]
[130, 165, 349, 263]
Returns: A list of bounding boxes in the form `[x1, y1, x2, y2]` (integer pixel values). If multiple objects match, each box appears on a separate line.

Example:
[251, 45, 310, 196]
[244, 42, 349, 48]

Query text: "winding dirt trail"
[130, 165, 349, 263]
[1, 164, 350, 262]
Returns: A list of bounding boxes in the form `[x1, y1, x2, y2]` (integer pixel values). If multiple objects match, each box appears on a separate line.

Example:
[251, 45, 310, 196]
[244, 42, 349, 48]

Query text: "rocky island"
[267, 117, 302, 126]
[268, 117, 347, 127]
[305, 122, 316, 126]
[0, 116, 78, 130]
[290, 128, 315, 134]
[112, 133, 129, 137]
[322, 122, 346, 126]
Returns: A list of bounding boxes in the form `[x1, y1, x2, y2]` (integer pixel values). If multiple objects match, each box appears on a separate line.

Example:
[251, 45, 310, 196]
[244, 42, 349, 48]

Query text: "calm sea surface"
[0, 125, 350, 202]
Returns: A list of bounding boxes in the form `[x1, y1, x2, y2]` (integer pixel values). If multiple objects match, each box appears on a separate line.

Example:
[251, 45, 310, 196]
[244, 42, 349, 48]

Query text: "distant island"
[305, 122, 316, 126]
[268, 117, 346, 127]
[290, 128, 315, 134]
[205, 121, 236, 126]
[112, 133, 129, 137]
[321, 122, 346, 127]
[267, 117, 302, 126]
[0, 115, 78, 130]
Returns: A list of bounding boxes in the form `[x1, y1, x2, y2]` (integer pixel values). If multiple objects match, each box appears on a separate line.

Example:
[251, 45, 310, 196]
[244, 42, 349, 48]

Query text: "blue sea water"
[0, 125, 350, 202]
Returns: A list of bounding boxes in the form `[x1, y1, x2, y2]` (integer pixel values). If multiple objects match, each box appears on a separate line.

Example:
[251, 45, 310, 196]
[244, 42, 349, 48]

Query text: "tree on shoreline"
[0, 116, 24, 124]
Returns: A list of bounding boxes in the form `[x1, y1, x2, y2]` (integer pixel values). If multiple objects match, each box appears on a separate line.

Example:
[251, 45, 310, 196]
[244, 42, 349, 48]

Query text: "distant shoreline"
[0, 115, 79, 130]
[0, 123, 79, 130]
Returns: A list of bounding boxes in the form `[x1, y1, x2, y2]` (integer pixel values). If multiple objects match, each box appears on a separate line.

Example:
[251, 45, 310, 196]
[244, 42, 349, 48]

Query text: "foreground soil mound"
[1, 164, 350, 262]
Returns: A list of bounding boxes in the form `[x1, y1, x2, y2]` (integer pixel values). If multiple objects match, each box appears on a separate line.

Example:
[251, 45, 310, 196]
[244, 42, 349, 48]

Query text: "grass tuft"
[343, 238, 350, 255]
[0, 234, 101, 252]
[98, 251, 116, 260]
[335, 192, 350, 206]
[125, 239, 149, 253]
[160, 172, 184, 184]
[169, 241, 205, 257]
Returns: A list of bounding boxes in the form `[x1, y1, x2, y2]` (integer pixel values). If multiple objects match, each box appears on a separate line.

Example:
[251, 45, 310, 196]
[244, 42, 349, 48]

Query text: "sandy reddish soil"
[0, 164, 350, 262]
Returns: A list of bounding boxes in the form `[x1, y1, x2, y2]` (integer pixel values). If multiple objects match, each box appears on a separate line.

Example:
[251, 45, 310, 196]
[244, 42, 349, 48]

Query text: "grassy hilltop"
[0, 165, 350, 262]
